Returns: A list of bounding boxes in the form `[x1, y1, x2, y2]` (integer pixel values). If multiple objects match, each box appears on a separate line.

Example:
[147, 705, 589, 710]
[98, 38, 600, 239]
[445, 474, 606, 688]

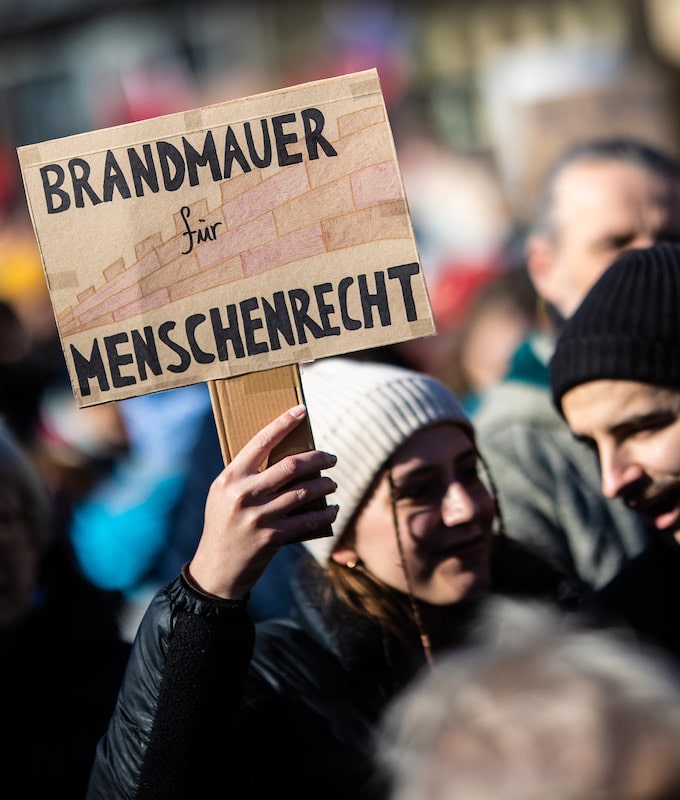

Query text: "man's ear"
[525, 232, 557, 304]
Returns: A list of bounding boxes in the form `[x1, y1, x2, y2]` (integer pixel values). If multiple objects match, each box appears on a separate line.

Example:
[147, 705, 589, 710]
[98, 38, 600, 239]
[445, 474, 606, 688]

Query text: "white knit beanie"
[299, 357, 473, 564]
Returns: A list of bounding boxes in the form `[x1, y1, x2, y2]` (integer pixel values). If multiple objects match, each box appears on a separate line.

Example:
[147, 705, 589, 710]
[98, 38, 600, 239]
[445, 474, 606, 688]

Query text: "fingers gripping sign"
[241, 405, 338, 531]
[189, 405, 338, 600]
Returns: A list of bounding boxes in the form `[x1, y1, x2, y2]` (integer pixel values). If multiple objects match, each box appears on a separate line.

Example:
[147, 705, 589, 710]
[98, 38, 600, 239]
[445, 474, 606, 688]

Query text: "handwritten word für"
[180, 206, 223, 254]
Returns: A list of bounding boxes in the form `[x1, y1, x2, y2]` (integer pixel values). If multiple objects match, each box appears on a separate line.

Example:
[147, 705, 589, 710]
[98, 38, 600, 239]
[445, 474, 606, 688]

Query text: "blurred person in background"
[66, 383, 213, 642]
[0, 140, 67, 446]
[383, 86, 516, 380]
[433, 264, 538, 416]
[27, 384, 129, 557]
[0, 418, 130, 800]
[378, 602, 680, 800]
[475, 136, 680, 595]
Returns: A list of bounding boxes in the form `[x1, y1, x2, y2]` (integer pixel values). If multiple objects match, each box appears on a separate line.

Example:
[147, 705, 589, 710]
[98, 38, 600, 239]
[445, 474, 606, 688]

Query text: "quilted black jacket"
[86, 541, 584, 800]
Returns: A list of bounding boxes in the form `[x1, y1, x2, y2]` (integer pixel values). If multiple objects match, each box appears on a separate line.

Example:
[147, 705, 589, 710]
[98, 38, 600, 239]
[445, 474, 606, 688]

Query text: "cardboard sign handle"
[207, 364, 309, 466]
[208, 364, 332, 542]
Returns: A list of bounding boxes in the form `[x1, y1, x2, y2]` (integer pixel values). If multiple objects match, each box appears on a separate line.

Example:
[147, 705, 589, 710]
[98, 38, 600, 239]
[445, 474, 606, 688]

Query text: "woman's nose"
[441, 481, 476, 525]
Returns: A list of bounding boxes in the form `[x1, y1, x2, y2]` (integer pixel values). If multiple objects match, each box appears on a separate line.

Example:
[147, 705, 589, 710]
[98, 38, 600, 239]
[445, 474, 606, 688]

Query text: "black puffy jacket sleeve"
[86, 574, 255, 800]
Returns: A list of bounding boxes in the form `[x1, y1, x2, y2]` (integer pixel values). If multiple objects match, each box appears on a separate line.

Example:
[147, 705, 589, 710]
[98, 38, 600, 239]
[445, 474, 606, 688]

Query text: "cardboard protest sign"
[18, 68, 435, 409]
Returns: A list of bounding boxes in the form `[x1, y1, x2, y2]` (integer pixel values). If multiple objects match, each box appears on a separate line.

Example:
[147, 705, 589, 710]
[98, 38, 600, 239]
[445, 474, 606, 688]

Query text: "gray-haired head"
[379, 600, 680, 800]
[532, 136, 680, 236]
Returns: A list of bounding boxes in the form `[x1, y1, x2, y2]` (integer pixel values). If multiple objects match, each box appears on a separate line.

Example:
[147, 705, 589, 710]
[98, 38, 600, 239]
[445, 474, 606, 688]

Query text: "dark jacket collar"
[288, 555, 485, 679]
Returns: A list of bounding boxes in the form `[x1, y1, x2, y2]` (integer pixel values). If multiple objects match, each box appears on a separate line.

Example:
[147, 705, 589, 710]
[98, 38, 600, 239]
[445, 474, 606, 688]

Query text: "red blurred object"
[0, 140, 20, 214]
[95, 64, 197, 128]
[430, 261, 503, 334]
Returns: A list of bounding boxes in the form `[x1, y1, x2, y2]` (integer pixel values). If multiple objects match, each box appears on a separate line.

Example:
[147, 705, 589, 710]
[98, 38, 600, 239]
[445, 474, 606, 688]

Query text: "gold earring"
[346, 560, 357, 569]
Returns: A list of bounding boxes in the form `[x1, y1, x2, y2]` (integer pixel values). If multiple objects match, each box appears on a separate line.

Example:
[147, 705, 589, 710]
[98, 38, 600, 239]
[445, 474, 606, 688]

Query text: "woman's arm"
[87, 575, 254, 800]
[86, 406, 338, 799]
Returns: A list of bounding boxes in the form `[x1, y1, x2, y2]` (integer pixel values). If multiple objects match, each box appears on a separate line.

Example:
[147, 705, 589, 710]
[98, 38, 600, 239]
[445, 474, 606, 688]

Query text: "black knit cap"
[550, 242, 680, 414]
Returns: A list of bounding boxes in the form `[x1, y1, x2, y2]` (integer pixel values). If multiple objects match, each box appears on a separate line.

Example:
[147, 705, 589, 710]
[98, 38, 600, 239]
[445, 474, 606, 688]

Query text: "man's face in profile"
[562, 379, 680, 545]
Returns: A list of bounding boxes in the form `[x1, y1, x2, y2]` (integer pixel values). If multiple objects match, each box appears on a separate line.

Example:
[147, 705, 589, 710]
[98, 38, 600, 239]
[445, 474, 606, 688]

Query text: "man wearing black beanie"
[551, 242, 680, 542]
[550, 242, 680, 659]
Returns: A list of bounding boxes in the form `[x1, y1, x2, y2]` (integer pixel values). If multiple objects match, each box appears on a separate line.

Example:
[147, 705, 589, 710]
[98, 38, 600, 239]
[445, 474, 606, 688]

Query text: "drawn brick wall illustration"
[57, 104, 412, 337]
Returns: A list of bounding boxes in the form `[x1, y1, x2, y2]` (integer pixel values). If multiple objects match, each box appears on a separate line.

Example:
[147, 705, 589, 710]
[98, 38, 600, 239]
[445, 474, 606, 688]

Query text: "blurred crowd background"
[3, 0, 680, 633]
[5, 0, 680, 391]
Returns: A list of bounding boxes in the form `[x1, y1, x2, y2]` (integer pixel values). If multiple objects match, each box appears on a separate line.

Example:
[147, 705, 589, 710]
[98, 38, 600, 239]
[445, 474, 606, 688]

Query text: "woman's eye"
[457, 461, 481, 482]
[398, 482, 434, 500]
[393, 477, 445, 505]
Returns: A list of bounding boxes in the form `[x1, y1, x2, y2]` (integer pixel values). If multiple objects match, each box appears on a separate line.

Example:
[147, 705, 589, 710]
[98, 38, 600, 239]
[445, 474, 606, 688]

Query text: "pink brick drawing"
[55, 104, 413, 337]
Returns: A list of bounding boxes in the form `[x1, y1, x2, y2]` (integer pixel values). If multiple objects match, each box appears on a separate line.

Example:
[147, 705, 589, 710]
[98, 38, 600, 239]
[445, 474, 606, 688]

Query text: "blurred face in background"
[458, 298, 532, 395]
[526, 160, 680, 321]
[332, 424, 495, 605]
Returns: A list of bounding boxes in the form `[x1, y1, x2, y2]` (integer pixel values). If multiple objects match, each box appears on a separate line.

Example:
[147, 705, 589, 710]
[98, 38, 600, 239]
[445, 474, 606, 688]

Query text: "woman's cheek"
[403, 507, 442, 541]
[475, 485, 497, 529]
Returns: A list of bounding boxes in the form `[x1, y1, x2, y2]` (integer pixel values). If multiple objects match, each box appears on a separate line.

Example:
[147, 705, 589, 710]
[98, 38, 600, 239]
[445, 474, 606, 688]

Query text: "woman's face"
[332, 424, 495, 605]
